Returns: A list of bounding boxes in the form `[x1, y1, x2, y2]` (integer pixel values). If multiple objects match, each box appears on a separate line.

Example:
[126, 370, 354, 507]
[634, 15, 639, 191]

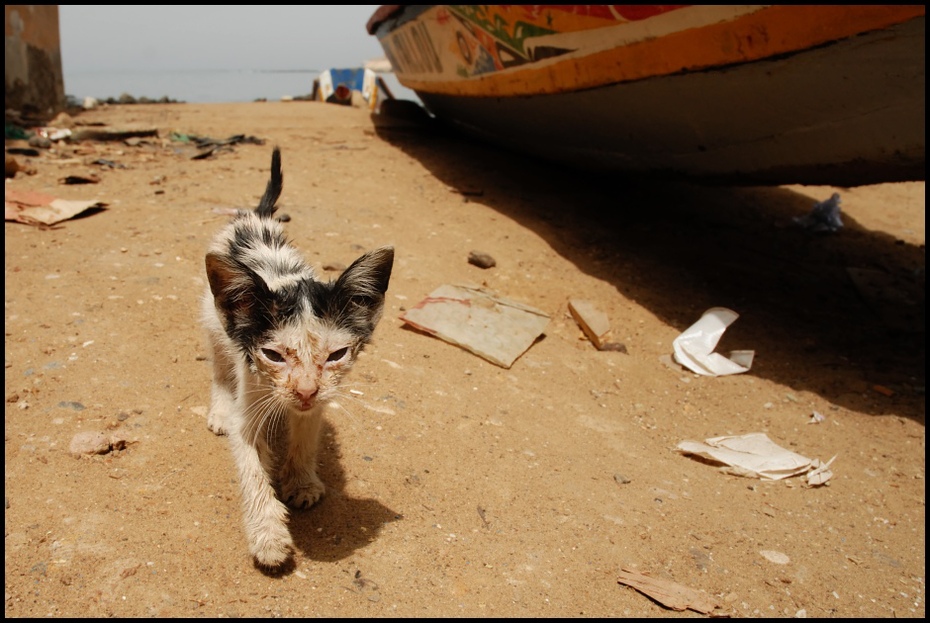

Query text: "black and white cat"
[202, 147, 393, 568]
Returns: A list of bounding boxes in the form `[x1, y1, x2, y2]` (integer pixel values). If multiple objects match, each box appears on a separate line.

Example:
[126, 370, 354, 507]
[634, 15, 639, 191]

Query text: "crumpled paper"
[677, 433, 835, 485]
[672, 307, 753, 376]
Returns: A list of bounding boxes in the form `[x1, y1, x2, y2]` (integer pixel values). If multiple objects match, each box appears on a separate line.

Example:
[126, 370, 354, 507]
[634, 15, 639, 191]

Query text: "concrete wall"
[5, 5, 65, 120]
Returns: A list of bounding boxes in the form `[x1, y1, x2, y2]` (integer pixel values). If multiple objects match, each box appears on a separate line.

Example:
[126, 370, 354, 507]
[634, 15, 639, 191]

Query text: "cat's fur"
[202, 147, 393, 568]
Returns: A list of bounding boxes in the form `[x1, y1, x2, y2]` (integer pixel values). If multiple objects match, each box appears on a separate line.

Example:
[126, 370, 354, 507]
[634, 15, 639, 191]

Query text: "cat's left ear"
[334, 246, 394, 325]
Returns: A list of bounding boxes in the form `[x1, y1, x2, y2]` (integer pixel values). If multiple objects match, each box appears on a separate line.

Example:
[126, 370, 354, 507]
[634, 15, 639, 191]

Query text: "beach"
[4, 100, 925, 617]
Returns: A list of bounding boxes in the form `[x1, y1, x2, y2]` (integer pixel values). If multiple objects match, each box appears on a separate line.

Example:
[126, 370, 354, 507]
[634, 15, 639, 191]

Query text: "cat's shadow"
[286, 419, 401, 564]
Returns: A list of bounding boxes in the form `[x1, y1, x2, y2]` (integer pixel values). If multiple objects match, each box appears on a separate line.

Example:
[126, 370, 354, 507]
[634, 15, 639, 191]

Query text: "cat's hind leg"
[279, 409, 325, 509]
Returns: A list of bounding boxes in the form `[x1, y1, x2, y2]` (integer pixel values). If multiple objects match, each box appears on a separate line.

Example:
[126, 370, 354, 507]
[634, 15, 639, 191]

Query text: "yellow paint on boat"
[384, 5, 925, 97]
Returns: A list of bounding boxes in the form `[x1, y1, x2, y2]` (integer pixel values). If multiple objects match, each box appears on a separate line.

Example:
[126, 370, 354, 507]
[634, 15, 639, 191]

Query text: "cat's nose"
[294, 382, 318, 410]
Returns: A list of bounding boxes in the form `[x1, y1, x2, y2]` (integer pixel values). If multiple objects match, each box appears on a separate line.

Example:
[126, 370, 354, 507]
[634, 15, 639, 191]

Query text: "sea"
[62, 68, 420, 105]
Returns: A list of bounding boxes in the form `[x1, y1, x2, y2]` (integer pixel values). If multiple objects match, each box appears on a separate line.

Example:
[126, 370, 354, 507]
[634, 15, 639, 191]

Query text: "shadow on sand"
[374, 115, 924, 424]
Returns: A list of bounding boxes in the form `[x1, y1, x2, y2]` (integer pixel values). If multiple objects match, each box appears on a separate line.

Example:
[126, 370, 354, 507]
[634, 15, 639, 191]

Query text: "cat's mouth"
[293, 396, 318, 412]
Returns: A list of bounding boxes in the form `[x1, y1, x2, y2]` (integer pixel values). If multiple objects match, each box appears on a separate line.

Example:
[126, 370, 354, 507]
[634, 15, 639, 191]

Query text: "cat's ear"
[333, 246, 394, 327]
[206, 252, 270, 330]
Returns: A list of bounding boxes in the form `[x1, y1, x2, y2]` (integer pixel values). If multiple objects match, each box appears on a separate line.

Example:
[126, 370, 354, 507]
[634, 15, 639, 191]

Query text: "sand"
[4, 101, 925, 617]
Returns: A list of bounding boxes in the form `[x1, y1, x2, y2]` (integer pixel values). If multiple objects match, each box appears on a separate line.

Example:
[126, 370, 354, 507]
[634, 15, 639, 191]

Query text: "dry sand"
[4, 101, 925, 617]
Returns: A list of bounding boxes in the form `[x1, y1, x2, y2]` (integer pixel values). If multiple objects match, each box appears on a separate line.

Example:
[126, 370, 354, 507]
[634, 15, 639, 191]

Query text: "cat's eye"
[261, 348, 285, 363]
[327, 347, 349, 363]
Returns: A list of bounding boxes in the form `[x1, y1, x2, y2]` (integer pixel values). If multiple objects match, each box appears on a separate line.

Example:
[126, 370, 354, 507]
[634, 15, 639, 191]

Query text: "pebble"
[69, 431, 128, 457]
[467, 250, 496, 269]
[69, 432, 111, 456]
[322, 261, 346, 272]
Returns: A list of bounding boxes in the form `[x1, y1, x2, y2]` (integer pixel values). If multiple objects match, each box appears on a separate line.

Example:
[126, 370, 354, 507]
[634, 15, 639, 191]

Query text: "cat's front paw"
[206, 411, 228, 435]
[250, 522, 295, 569]
[206, 387, 236, 435]
[206, 409, 229, 436]
[280, 472, 325, 509]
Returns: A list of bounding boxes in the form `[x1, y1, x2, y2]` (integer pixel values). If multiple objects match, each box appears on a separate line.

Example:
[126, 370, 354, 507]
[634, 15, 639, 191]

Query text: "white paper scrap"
[672, 307, 753, 376]
[677, 433, 834, 484]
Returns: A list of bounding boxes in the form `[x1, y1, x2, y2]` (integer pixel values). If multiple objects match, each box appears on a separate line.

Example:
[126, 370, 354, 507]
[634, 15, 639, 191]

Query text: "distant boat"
[367, 5, 925, 186]
[312, 68, 382, 110]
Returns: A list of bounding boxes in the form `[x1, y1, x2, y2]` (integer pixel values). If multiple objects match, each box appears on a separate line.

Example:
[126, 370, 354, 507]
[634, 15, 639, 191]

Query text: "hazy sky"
[59, 5, 386, 73]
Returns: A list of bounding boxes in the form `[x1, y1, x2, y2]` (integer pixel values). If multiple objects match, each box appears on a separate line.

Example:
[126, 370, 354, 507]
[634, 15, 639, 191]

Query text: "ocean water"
[63, 68, 419, 105]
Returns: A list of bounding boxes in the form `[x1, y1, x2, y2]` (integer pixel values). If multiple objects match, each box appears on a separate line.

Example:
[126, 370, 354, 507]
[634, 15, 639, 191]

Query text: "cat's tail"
[256, 147, 283, 219]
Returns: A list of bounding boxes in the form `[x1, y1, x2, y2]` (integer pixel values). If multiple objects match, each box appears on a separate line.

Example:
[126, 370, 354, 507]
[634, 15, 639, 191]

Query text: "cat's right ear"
[206, 253, 269, 330]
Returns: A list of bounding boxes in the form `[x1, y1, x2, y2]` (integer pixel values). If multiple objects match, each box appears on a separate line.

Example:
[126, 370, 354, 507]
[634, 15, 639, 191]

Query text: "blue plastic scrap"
[793, 192, 844, 233]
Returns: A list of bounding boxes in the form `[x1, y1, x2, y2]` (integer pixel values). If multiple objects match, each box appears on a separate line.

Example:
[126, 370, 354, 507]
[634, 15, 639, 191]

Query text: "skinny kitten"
[202, 147, 393, 568]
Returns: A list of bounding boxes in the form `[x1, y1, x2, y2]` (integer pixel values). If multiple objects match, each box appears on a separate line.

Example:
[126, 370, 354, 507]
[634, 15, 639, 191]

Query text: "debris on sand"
[400, 284, 549, 368]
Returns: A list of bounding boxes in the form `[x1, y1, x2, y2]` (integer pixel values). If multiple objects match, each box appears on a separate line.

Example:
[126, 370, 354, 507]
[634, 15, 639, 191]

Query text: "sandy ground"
[4, 101, 925, 617]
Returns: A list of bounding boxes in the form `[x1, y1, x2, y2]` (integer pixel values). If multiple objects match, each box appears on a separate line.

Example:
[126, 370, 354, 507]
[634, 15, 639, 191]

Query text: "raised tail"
[256, 147, 283, 218]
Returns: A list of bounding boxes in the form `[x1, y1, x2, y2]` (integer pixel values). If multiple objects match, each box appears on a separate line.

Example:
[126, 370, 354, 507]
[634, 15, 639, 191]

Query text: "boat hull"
[369, 6, 925, 186]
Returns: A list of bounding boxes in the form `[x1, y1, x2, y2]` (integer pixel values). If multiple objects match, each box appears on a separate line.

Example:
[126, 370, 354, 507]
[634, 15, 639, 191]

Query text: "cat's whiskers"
[241, 389, 287, 446]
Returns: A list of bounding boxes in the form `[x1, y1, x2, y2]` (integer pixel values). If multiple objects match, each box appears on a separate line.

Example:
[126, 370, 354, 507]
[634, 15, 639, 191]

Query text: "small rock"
[276, 213, 291, 223]
[57, 401, 85, 411]
[69, 432, 129, 457]
[69, 432, 112, 456]
[598, 342, 628, 353]
[28, 135, 52, 149]
[468, 250, 496, 269]
[614, 473, 632, 485]
[322, 261, 346, 272]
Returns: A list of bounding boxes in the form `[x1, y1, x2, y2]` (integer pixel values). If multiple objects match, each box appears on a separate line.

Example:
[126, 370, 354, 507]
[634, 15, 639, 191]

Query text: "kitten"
[202, 147, 393, 568]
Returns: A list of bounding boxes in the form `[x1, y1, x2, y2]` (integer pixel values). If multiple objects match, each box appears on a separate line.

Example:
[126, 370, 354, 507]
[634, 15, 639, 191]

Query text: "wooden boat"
[367, 5, 925, 186]
[312, 68, 381, 110]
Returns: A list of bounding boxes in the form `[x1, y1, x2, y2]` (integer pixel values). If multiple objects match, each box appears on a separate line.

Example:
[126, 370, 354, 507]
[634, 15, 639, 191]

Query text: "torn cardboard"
[5, 188, 106, 226]
[617, 567, 722, 614]
[400, 284, 549, 368]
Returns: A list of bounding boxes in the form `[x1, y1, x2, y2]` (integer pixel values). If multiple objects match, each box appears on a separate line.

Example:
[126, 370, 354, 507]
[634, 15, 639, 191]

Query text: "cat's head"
[207, 245, 394, 413]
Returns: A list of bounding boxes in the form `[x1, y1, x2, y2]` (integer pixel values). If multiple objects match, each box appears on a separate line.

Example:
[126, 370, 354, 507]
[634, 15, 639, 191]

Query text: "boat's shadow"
[374, 115, 924, 423]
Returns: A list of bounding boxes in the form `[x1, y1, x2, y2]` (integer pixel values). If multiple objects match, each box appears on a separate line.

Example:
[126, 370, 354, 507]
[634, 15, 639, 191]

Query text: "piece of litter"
[617, 567, 721, 614]
[807, 411, 826, 424]
[805, 455, 836, 486]
[793, 192, 843, 232]
[568, 299, 610, 350]
[5, 188, 107, 226]
[677, 433, 834, 484]
[400, 284, 549, 368]
[672, 307, 753, 376]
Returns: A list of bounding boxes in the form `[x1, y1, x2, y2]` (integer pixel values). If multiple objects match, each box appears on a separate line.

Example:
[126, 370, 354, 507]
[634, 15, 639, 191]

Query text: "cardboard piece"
[617, 567, 721, 614]
[5, 188, 106, 226]
[400, 284, 549, 368]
